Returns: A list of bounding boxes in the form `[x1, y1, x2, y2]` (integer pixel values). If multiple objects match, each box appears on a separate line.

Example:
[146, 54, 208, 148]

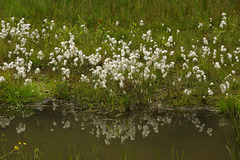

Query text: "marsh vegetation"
[0, 0, 240, 159]
[0, 0, 240, 111]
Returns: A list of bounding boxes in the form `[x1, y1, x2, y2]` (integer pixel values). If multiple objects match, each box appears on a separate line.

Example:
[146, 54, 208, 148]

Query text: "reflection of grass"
[219, 96, 240, 159]
[156, 147, 184, 160]
[0, 143, 184, 160]
[171, 147, 184, 160]
[227, 111, 240, 160]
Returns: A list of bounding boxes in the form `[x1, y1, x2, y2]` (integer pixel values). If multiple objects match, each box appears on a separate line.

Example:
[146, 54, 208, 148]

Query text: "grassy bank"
[0, 0, 240, 112]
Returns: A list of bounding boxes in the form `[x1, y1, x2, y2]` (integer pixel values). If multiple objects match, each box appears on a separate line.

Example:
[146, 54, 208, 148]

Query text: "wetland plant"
[227, 111, 240, 160]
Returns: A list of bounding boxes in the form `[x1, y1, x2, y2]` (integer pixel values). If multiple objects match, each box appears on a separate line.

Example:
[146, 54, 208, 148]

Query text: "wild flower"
[183, 89, 192, 95]
[198, 23, 203, 29]
[227, 53, 232, 61]
[203, 37, 208, 45]
[61, 68, 70, 78]
[180, 46, 185, 52]
[24, 78, 32, 86]
[185, 71, 192, 79]
[15, 66, 26, 79]
[235, 56, 239, 62]
[208, 88, 214, 96]
[0, 76, 5, 83]
[37, 50, 44, 60]
[225, 81, 230, 89]
[220, 83, 227, 93]
[220, 20, 226, 28]
[221, 45, 227, 52]
[167, 27, 171, 32]
[213, 37, 217, 44]
[14, 145, 19, 150]
[182, 63, 188, 70]
[140, 20, 144, 26]
[214, 62, 221, 69]
[119, 80, 124, 88]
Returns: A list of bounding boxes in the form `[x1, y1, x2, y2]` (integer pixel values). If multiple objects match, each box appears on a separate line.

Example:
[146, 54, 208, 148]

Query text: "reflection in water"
[16, 122, 26, 134]
[0, 116, 13, 128]
[0, 106, 233, 159]
[0, 107, 230, 144]
[82, 112, 221, 145]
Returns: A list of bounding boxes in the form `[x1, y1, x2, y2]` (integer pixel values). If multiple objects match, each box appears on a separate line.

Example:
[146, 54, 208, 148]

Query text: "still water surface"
[0, 106, 233, 159]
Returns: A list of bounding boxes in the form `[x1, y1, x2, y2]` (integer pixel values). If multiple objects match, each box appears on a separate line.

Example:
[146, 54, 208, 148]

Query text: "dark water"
[0, 106, 234, 160]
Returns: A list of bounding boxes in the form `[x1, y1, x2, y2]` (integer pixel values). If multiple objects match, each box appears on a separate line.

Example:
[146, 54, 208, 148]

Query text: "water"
[0, 106, 234, 159]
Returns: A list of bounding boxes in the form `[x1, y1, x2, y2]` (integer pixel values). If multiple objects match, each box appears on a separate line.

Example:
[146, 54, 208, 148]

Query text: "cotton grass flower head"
[35, 68, 40, 74]
[220, 84, 227, 93]
[0, 76, 6, 83]
[183, 89, 192, 95]
[214, 62, 221, 69]
[203, 37, 208, 45]
[208, 88, 214, 96]
[213, 37, 217, 44]
[220, 13, 227, 28]
[198, 23, 203, 29]
[24, 78, 32, 86]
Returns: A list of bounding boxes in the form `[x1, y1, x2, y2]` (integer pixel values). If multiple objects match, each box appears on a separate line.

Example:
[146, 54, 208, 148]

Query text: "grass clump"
[218, 96, 240, 115]
[0, 75, 41, 107]
[226, 111, 240, 160]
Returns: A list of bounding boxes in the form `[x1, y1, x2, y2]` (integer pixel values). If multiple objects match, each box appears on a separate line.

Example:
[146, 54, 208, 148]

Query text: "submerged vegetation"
[0, 0, 239, 112]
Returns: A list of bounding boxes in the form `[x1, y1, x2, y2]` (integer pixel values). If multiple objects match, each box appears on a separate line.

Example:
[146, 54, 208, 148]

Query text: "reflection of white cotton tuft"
[142, 125, 150, 137]
[16, 123, 26, 133]
[63, 120, 70, 129]
[207, 128, 213, 136]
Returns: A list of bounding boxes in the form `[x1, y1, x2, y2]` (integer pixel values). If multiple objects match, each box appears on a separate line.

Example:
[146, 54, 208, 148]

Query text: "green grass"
[0, 74, 41, 107]
[1, 0, 240, 30]
[218, 96, 240, 114]
[0, 0, 239, 112]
